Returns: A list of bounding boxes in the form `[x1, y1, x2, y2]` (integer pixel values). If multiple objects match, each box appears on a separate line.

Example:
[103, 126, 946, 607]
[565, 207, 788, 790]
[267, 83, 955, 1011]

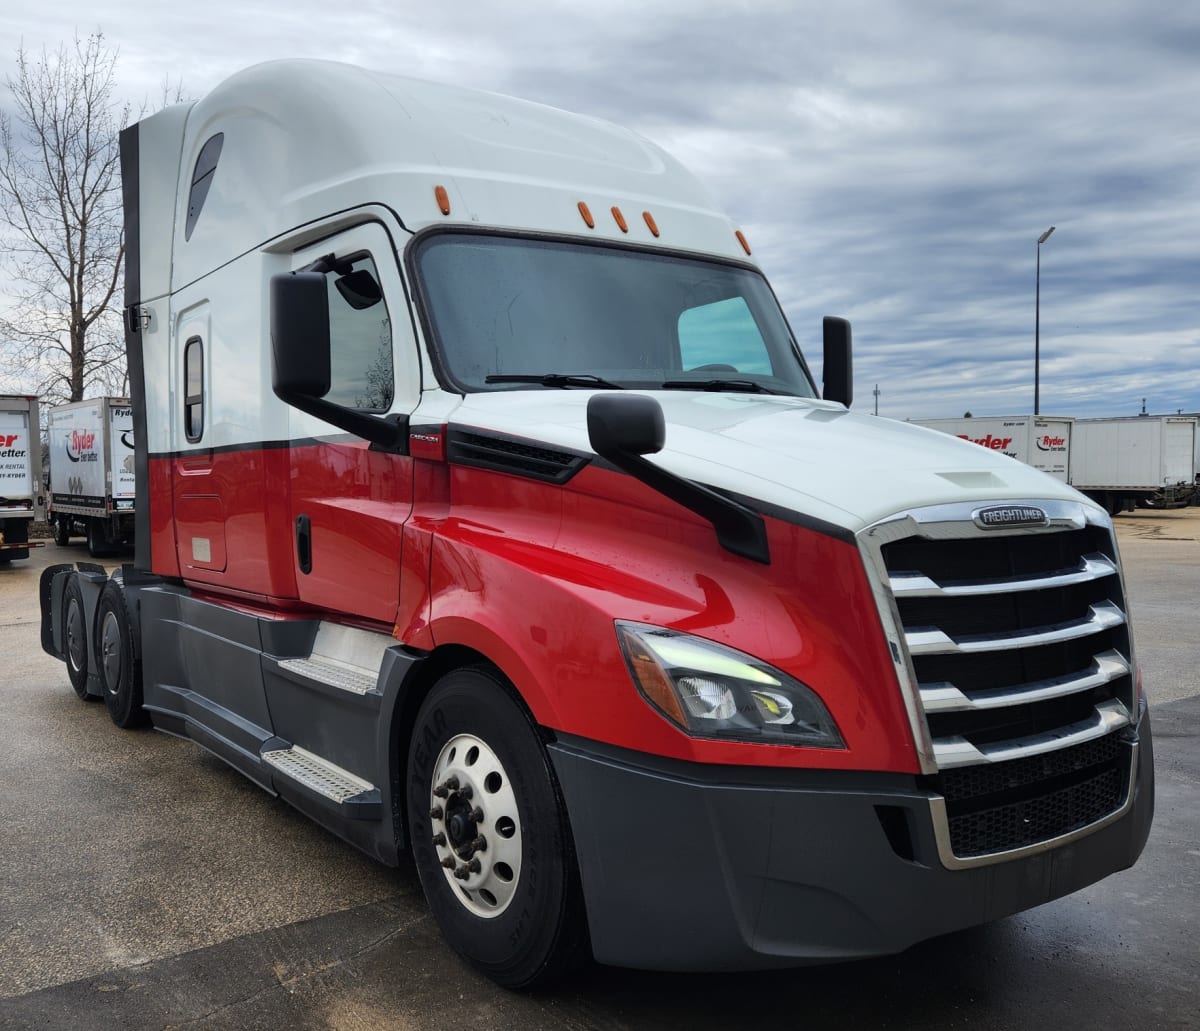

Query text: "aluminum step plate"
[262, 745, 374, 803]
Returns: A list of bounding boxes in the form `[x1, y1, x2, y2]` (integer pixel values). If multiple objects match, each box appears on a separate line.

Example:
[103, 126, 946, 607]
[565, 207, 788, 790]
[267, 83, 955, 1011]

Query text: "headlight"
[616, 621, 844, 748]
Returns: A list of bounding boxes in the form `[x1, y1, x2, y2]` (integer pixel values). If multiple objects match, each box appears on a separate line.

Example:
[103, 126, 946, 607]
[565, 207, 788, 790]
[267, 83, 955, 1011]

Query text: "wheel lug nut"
[444, 776, 460, 791]
[459, 785, 473, 800]
[432, 832, 446, 847]
[467, 858, 481, 874]
[433, 785, 449, 799]
[429, 805, 443, 819]
[470, 807, 484, 822]
[470, 836, 487, 852]
[454, 865, 471, 880]
[440, 857, 455, 869]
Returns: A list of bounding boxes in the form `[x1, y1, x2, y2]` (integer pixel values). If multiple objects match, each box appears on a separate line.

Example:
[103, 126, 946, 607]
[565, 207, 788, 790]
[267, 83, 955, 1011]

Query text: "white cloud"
[2, 1, 1198, 419]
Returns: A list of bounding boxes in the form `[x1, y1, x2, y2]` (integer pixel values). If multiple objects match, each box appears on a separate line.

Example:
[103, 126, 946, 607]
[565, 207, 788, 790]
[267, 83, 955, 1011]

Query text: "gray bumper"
[548, 705, 1154, 971]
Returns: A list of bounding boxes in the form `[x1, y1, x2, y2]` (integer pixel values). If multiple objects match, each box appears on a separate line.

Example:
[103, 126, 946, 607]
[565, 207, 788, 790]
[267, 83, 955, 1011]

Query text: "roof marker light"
[611, 206, 629, 233]
[434, 185, 451, 215]
[736, 230, 752, 255]
[643, 211, 660, 237]
[578, 201, 595, 228]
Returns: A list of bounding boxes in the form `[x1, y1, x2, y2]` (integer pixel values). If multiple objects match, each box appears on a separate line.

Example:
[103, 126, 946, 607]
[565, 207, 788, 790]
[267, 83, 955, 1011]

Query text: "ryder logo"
[66, 429, 98, 463]
[973, 505, 1048, 530]
[1035, 435, 1067, 451]
[957, 433, 1013, 450]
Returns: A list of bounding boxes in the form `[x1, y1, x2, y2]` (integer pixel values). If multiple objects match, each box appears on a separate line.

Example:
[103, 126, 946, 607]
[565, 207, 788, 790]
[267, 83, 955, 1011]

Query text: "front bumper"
[548, 703, 1154, 971]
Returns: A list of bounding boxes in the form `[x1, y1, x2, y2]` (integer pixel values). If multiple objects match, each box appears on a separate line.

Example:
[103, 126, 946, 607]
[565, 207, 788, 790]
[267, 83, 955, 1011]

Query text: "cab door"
[284, 221, 419, 625]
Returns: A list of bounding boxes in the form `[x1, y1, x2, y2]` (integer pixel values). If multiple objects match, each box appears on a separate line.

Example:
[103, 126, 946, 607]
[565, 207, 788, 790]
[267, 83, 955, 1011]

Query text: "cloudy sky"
[2, 1, 1197, 420]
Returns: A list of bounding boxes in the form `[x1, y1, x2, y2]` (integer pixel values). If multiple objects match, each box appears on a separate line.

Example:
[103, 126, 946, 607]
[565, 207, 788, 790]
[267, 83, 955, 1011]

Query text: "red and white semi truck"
[40, 60, 1153, 988]
[0, 394, 44, 564]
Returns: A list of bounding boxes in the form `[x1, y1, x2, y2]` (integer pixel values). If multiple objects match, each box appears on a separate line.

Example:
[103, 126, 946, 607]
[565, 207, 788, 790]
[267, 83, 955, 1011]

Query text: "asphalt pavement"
[1, 513, 1197, 1030]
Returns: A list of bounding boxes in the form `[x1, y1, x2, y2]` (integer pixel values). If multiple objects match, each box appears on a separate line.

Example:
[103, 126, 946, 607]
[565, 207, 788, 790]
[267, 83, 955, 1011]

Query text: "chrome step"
[262, 745, 375, 803]
[276, 656, 376, 695]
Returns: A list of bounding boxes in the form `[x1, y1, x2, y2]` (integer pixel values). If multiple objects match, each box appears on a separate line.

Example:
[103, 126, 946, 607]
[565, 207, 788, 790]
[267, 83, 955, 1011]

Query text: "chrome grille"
[859, 500, 1137, 864]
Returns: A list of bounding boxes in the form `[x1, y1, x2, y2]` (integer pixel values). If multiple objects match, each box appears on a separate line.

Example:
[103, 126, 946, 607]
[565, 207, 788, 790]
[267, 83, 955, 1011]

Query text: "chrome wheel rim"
[428, 733, 522, 918]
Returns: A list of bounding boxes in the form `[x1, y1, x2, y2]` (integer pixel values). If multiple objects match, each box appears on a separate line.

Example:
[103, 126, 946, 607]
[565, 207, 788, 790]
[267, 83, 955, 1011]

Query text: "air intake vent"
[448, 430, 589, 484]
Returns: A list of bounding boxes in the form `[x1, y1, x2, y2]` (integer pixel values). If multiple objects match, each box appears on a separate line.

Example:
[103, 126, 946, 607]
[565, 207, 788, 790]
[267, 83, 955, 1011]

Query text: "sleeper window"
[184, 336, 204, 442]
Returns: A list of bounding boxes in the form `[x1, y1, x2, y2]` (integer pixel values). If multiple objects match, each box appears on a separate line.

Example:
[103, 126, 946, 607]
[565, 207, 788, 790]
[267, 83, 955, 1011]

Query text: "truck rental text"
[39, 60, 1154, 989]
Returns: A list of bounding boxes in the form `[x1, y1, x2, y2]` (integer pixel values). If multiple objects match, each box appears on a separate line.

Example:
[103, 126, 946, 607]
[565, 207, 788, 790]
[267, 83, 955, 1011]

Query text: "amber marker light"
[616, 624, 687, 728]
[643, 211, 660, 237]
[611, 206, 629, 233]
[736, 230, 752, 255]
[434, 185, 451, 215]
[578, 201, 595, 228]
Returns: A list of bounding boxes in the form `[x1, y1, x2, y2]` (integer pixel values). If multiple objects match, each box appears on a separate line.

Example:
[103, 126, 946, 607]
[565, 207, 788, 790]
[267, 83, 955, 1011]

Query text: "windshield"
[413, 233, 816, 396]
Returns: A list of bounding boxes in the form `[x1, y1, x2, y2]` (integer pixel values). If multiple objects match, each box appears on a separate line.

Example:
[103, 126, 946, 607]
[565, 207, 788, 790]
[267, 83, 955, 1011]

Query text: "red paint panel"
[427, 463, 916, 774]
[150, 442, 409, 624]
[288, 440, 411, 626]
[147, 457, 179, 577]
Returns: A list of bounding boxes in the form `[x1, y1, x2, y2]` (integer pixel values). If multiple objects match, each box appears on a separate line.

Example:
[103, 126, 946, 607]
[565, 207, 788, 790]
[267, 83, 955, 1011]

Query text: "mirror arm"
[603, 449, 770, 563]
[274, 387, 409, 454]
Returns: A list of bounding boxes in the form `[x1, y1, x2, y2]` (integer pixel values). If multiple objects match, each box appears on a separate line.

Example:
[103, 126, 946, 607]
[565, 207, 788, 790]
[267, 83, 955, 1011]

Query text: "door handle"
[296, 514, 312, 574]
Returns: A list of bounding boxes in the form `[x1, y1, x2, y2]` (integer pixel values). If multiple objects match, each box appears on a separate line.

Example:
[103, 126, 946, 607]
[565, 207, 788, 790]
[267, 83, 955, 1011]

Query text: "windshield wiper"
[485, 373, 624, 389]
[660, 378, 778, 394]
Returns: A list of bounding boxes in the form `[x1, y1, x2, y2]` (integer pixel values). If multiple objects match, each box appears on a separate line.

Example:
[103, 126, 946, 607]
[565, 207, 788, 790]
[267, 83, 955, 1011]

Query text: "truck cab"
[41, 60, 1153, 988]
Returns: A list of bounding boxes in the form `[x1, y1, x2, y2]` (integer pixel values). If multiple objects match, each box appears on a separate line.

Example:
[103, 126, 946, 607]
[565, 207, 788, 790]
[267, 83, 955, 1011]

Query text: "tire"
[63, 576, 91, 700]
[86, 519, 108, 558]
[53, 517, 71, 546]
[406, 667, 588, 989]
[96, 583, 146, 729]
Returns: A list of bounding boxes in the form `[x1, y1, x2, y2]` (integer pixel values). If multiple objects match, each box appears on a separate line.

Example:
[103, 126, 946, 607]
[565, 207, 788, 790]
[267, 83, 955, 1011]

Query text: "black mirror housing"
[268, 271, 407, 453]
[271, 271, 331, 399]
[587, 393, 665, 459]
[822, 316, 853, 408]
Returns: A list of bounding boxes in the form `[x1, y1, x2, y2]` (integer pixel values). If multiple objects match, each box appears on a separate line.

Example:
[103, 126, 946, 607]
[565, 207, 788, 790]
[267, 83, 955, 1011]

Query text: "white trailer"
[0, 394, 44, 563]
[1070, 416, 1198, 514]
[46, 397, 136, 555]
[912, 415, 1073, 482]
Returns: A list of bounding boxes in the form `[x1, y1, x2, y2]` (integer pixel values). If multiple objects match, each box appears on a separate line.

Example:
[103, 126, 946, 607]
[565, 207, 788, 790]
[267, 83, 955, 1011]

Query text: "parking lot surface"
[1, 511, 1197, 1030]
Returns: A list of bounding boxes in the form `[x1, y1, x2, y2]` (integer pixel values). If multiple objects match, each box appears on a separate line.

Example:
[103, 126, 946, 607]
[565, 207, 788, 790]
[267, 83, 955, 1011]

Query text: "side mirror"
[822, 316, 853, 408]
[271, 271, 331, 399]
[586, 393, 768, 563]
[268, 271, 407, 453]
[587, 393, 665, 459]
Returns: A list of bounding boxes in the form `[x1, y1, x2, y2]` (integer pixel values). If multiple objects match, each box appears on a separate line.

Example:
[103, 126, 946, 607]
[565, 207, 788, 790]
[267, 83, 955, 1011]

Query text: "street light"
[1034, 225, 1055, 415]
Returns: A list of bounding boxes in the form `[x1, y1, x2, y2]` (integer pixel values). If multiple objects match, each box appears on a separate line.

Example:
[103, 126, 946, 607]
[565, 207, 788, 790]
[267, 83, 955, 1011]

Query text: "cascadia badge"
[973, 505, 1048, 529]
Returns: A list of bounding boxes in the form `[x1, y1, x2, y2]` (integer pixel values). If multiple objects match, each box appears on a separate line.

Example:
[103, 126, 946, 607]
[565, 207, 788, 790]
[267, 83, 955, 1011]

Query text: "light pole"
[1034, 225, 1055, 415]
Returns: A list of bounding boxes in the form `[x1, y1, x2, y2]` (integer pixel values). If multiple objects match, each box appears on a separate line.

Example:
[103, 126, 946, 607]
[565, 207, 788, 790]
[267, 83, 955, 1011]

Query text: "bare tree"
[0, 33, 130, 403]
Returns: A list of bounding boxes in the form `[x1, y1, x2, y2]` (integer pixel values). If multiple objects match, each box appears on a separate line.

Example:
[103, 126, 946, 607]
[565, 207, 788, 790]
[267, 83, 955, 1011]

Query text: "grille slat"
[866, 501, 1137, 862]
[920, 649, 1130, 713]
[891, 552, 1118, 598]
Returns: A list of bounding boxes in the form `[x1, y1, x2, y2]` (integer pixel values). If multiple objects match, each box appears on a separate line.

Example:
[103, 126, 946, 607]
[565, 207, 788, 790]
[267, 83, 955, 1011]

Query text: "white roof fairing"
[169, 59, 751, 287]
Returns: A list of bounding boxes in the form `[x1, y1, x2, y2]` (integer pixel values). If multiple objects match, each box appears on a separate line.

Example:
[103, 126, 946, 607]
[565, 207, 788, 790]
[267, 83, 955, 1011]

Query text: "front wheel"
[52, 516, 71, 546]
[406, 667, 588, 988]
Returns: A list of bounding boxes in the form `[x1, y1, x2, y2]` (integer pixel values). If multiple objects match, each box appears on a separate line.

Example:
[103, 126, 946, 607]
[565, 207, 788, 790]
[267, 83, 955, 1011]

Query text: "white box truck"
[46, 397, 136, 555]
[38, 60, 1152, 988]
[1070, 416, 1198, 514]
[0, 394, 45, 563]
[913, 415, 1073, 481]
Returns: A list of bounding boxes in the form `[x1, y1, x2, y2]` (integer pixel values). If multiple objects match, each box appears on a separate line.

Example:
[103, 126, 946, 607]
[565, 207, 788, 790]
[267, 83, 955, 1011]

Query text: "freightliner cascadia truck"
[39, 60, 1153, 988]
[46, 396, 137, 555]
[0, 394, 44, 563]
